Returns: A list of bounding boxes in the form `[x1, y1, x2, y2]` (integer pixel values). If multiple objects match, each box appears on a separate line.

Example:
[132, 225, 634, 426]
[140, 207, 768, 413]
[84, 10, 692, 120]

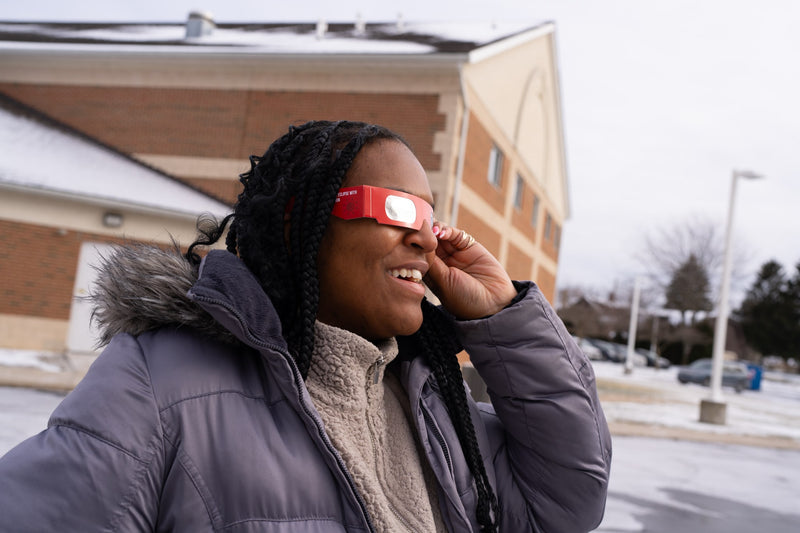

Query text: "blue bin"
[747, 364, 763, 391]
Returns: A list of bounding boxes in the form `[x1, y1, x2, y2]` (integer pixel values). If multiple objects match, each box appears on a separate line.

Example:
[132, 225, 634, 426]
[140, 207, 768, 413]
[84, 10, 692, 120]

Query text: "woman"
[0, 121, 611, 532]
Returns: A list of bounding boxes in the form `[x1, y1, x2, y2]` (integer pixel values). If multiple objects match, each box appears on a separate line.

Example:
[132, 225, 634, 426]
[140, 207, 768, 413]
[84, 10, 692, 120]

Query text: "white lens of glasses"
[385, 195, 417, 224]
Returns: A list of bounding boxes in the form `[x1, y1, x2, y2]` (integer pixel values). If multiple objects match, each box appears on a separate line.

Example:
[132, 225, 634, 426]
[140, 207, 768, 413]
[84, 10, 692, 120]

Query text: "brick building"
[0, 94, 229, 359]
[0, 17, 570, 354]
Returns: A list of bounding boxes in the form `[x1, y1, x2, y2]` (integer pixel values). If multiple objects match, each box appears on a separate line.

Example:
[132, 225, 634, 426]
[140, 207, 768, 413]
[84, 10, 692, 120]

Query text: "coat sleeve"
[0, 334, 165, 532]
[455, 282, 612, 533]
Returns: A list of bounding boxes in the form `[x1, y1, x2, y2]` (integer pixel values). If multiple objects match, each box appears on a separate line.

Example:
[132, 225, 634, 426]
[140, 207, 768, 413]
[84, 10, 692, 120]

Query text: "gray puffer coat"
[0, 247, 611, 532]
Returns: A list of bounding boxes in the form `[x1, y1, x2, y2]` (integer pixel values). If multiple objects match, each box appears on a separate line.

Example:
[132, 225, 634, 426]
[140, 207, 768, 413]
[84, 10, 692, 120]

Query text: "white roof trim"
[0, 43, 470, 70]
[468, 23, 554, 64]
[548, 28, 571, 220]
[0, 181, 219, 220]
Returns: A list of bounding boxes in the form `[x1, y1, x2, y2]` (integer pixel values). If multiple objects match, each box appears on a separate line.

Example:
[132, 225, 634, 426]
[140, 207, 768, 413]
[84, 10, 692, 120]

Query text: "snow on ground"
[0, 349, 64, 372]
[592, 360, 800, 442]
[3, 384, 797, 532]
[2, 351, 799, 447]
[2, 352, 800, 531]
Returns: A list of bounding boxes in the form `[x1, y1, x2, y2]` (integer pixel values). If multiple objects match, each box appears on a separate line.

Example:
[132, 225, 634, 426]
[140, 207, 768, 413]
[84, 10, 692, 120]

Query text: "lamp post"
[699, 169, 762, 424]
[624, 276, 642, 375]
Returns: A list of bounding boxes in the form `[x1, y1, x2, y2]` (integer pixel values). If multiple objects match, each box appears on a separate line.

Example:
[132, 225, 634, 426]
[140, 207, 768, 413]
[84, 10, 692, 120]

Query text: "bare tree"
[636, 214, 752, 306]
[607, 275, 660, 311]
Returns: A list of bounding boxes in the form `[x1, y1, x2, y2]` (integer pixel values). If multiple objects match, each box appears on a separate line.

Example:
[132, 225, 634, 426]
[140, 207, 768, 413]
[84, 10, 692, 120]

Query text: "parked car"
[635, 348, 671, 369]
[677, 358, 750, 393]
[584, 338, 647, 366]
[573, 336, 604, 361]
[583, 338, 624, 362]
[762, 355, 786, 372]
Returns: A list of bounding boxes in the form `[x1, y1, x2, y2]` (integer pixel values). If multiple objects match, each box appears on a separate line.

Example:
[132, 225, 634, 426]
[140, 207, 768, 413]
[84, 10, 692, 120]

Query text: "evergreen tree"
[665, 254, 712, 323]
[785, 261, 800, 351]
[738, 260, 800, 357]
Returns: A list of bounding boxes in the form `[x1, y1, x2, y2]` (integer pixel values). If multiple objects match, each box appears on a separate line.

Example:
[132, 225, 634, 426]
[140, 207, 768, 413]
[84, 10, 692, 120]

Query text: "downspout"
[449, 63, 470, 226]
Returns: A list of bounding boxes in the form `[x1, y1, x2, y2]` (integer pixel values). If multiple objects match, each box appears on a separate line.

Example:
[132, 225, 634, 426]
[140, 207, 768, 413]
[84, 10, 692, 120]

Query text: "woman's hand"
[424, 222, 517, 320]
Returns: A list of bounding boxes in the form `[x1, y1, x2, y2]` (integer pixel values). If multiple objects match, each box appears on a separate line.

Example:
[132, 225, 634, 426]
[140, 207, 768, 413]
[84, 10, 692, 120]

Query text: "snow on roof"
[0, 20, 546, 55]
[0, 99, 230, 217]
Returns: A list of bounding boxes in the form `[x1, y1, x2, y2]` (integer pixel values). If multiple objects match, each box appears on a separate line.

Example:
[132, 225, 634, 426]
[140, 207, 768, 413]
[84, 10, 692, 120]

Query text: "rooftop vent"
[186, 11, 215, 39]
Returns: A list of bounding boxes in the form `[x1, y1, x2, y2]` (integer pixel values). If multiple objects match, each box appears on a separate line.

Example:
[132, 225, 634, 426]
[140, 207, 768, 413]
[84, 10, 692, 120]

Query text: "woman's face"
[316, 139, 437, 340]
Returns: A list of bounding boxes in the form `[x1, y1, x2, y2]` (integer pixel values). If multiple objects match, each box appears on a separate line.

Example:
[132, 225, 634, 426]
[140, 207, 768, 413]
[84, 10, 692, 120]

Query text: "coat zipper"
[370, 354, 385, 385]
[421, 402, 453, 475]
[191, 294, 377, 533]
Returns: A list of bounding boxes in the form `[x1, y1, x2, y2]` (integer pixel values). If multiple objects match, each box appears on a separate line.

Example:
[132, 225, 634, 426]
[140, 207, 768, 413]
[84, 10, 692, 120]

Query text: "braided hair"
[187, 120, 498, 531]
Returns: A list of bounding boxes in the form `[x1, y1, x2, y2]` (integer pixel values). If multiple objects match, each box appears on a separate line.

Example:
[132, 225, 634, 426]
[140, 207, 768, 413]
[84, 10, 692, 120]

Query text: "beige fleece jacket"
[306, 322, 445, 533]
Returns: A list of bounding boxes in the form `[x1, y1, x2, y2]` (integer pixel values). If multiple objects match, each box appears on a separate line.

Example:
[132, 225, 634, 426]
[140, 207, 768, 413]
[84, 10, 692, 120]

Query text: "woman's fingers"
[427, 221, 516, 319]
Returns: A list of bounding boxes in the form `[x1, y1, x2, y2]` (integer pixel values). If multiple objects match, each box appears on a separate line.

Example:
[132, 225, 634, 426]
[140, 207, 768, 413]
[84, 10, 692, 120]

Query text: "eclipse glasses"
[331, 185, 434, 230]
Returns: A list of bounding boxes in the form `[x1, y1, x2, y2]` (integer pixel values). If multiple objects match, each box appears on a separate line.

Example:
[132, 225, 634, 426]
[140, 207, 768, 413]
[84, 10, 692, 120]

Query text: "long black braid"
[186, 120, 498, 531]
[399, 300, 500, 532]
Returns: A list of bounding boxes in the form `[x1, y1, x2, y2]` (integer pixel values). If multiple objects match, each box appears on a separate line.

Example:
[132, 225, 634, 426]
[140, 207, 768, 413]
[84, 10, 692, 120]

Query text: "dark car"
[583, 338, 625, 362]
[677, 358, 750, 393]
[572, 336, 605, 361]
[584, 338, 647, 365]
[635, 348, 671, 369]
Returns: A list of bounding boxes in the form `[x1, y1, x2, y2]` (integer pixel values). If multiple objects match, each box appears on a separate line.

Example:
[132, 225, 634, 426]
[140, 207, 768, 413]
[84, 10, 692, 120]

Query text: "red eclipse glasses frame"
[331, 185, 434, 231]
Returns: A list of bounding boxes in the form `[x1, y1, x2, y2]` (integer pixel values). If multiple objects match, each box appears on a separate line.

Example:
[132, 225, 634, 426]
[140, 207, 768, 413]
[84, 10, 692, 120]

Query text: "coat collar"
[188, 249, 288, 352]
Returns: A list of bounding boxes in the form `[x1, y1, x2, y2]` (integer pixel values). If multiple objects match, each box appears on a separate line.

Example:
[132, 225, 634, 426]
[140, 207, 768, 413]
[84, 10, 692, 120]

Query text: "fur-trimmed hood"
[90, 244, 234, 346]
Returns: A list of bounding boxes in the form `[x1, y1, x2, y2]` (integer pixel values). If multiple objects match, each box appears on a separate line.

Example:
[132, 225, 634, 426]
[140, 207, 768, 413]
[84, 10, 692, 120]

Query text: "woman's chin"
[394, 315, 424, 337]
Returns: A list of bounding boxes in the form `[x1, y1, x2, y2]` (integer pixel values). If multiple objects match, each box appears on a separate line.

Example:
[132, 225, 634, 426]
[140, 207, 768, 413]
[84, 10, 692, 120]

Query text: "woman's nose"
[405, 220, 438, 252]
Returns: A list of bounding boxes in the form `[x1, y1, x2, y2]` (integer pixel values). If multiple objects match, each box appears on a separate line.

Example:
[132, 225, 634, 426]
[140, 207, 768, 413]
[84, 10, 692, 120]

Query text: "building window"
[513, 174, 524, 210]
[544, 213, 553, 241]
[487, 145, 504, 187]
[531, 195, 540, 228]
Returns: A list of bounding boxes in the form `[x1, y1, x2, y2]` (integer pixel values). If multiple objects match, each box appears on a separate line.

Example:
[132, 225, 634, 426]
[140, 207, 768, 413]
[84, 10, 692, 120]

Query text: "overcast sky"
[3, 0, 799, 302]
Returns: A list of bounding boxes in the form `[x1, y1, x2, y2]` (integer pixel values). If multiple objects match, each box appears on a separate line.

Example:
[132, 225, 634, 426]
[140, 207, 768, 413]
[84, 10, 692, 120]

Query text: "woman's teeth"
[390, 268, 423, 283]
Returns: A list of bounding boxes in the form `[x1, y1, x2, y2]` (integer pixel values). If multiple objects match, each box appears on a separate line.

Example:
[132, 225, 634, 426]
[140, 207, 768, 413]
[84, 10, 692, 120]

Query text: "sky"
[3, 0, 799, 302]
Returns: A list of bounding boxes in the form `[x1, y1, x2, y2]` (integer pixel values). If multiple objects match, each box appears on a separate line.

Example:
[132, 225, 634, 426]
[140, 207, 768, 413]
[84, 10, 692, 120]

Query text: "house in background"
[0, 15, 570, 301]
[557, 297, 633, 340]
[0, 94, 229, 386]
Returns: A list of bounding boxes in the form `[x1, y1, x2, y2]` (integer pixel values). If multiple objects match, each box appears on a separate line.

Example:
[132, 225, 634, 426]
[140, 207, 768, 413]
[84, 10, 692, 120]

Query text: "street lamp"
[699, 169, 763, 424]
[624, 276, 643, 375]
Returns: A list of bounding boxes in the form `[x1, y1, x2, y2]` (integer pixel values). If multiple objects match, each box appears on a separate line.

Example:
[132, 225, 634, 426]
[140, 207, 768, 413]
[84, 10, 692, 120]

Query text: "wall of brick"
[0, 83, 248, 157]
[455, 206, 502, 260]
[460, 115, 506, 214]
[0, 83, 446, 170]
[536, 266, 557, 304]
[505, 241, 534, 282]
[511, 183, 542, 245]
[239, 91, 446, 169]
[540, 209, 561, 261]
[0, 220, 123, 319]
[180, 177, 241, 206]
